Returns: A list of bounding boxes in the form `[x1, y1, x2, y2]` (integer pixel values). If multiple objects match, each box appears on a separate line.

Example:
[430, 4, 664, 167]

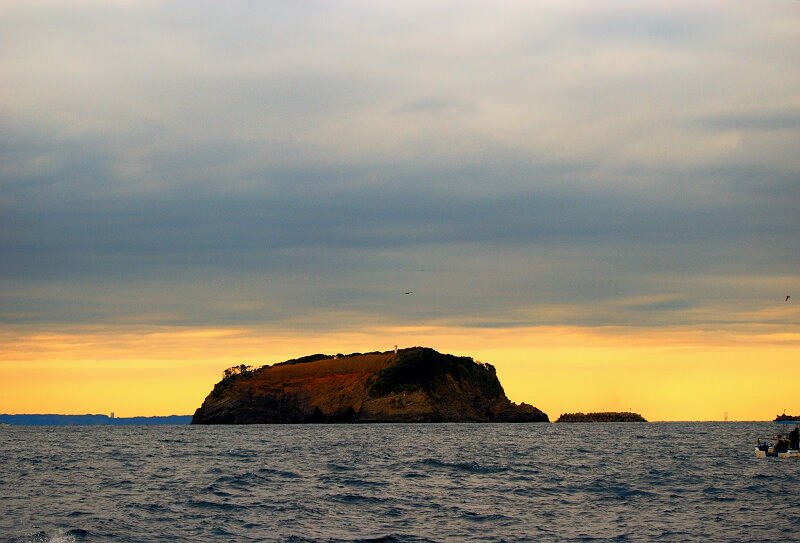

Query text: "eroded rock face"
[192, 347, 549, 424]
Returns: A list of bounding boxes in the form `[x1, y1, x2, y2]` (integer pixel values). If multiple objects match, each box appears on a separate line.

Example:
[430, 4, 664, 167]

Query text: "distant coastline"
[556, 412, 647, 423]
[0, 414, 192, 426]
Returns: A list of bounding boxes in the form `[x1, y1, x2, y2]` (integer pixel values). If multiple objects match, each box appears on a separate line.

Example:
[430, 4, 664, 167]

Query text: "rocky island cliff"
[192, 347, 548, 424]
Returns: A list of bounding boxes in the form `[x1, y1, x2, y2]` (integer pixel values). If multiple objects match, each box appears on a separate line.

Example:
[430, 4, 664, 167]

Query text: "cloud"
[394, 97, 476, 116]
[693, 110, 800, 132]
[1, 1, 798, 334]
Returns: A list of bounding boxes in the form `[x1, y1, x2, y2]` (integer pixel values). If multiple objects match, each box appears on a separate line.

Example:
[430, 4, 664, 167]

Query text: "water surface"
[2, 422, 798, 542]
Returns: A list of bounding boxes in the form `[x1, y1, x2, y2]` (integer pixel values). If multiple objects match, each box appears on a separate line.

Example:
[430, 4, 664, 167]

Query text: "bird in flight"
[787, 295, 791, 302]
[404, 291, 413, 295]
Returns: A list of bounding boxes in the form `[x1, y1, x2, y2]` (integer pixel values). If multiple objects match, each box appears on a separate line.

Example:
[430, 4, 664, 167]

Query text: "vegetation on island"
[367, 348, 503, 398]
[774, 414, 800, 422]
[222, 364, 256, 380]
[556, 412, 647, 423]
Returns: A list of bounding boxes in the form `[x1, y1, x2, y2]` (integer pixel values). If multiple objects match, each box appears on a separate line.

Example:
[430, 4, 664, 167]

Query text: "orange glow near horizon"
[1, 325, 798, 421]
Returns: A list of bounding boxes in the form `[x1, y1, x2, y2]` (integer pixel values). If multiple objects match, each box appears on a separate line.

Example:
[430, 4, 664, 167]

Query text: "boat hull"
[755, 447, 800, 458]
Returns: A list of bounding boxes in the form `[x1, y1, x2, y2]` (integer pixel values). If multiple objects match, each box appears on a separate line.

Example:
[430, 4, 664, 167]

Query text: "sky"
[1, 1, 798, 420]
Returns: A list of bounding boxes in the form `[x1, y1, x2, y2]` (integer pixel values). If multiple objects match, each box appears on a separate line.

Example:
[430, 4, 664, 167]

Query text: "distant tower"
[723, 412, 728, 422]
[110, 412, 115, 419]
[394, 345, 398, 354]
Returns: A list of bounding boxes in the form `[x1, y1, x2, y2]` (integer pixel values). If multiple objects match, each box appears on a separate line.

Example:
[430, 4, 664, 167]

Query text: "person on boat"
[774, 434, 790, 454]
[789, 425, 800, 450]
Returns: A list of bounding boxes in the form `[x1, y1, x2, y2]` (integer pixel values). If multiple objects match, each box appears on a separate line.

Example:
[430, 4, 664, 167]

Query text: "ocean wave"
[401, 471, 430, 479]
[327, 462, 353, 472]
[258, 467, 301, 479]
[99, 479, 134, 490]
[186, 499, 243, 511]
[416, 458, 508, 474]
[583, 482, 656, 500]
[23, 530, 77, 543]
[62, 531, 91, 540]
[211, 471, 266, 487]
[461, 511, 511, 523]
[330, 493, 388, 505]
[701, 486, 735, 501]
[225, 448, 259, 458]
[346, 537, 440, 543]
[318, 474, 387, 488]
[286, 536, 439, 543]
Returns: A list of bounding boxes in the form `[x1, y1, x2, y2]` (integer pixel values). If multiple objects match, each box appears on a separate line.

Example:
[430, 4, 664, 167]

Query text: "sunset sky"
[1, 1, 798, 421]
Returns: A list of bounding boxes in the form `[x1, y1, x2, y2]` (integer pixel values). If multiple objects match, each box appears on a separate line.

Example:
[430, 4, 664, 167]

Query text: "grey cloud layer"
[1, 1, 798, 330]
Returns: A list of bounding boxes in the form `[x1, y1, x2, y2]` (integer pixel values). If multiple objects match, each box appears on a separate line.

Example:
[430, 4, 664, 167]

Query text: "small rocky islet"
[192, 347, 549, 424]
[556, 412, 647, 423]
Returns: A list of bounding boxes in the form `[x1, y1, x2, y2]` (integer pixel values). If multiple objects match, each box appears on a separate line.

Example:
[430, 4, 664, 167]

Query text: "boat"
[755, 436, 800, 458]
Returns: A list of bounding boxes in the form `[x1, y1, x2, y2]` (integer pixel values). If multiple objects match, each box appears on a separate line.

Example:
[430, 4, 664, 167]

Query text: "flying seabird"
[787, 295, 791, 302]
[404, 291, 413, 295]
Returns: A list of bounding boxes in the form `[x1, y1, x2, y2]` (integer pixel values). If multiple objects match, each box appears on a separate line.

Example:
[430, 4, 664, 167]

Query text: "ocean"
[1, 422, 799, 542]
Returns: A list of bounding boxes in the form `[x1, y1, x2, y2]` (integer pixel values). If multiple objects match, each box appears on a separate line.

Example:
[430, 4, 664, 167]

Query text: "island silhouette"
[192, 347, 549, 424]
[556, 412, 647, 423]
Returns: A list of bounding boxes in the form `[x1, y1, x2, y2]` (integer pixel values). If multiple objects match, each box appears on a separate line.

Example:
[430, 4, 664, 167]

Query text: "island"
[0, 414, 192, 426]
[192, 347, 549, 424]
[556, 412, 647, 423]
[775, 414, 800, 423]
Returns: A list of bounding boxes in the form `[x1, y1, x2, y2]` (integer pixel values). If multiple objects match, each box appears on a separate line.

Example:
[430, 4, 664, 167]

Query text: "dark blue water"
[2, 423, 799, 542]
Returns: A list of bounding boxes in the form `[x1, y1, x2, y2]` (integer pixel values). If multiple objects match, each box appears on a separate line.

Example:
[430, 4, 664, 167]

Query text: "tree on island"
[222, 364, 255, 380]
